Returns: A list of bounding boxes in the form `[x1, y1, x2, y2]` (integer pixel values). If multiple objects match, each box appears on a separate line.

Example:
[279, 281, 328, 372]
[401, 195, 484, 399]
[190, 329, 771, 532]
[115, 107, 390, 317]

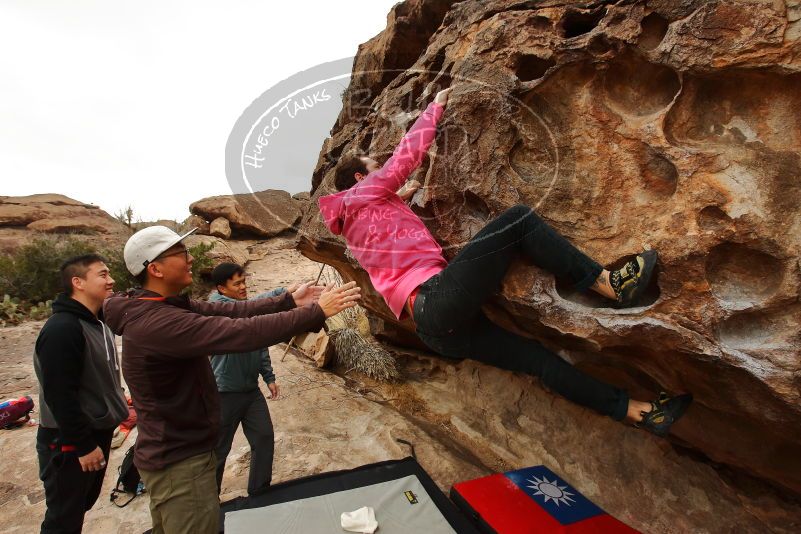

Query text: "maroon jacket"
[103, 288, 325, 471]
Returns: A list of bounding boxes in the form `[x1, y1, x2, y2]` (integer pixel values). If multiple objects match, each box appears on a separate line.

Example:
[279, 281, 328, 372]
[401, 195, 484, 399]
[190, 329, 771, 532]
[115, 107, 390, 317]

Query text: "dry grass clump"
[322, 267, 400, 382]
[330, 327, 400, 382]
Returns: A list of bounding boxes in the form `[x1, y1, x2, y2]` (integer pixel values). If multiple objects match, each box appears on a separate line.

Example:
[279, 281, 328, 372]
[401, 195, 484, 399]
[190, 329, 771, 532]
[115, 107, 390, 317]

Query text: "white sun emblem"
[526, 476, 576, 507]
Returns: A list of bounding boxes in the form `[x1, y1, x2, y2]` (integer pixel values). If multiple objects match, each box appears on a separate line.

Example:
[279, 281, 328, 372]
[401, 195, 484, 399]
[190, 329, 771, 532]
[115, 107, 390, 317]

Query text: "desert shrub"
[0, 236, 95, 303]
[0, 295, 25, 325]
[28, 299, 54, 320]
[101, 246, 137, 293]
[186, 242, 215, 297]
[114, 205, 136, 230]
[188, 242, 214, 274]
[0, 235, 215, 323]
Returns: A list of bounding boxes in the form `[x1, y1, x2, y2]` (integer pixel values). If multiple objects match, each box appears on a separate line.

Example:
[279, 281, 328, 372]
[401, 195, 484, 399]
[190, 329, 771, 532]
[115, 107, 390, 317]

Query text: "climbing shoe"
[637, 392, 693, 437]
[609, 250, 658, 307]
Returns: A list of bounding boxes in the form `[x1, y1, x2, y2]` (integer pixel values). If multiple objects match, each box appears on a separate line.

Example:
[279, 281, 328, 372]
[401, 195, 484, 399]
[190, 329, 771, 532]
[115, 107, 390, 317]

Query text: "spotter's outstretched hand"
[318, 281, 361, 318]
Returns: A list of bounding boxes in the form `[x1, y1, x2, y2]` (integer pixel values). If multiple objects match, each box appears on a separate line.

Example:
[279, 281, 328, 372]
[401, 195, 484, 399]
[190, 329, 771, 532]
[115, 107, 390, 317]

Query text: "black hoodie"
[33, 294, 129, 455]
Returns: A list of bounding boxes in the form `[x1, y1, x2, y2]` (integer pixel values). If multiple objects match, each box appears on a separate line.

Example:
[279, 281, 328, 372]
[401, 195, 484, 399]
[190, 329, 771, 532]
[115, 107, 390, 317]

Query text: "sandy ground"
[1, 237, 800, 533]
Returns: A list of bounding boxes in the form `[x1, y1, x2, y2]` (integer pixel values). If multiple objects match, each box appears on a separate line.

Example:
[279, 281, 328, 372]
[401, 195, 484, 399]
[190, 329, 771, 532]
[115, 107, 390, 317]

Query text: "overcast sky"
[0, 0, 399, 221]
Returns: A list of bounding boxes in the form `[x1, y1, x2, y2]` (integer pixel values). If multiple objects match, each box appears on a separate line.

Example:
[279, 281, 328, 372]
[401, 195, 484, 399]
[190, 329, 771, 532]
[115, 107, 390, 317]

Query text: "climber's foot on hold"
[609, 250, 658, 307]
[635, 392, 693, 437]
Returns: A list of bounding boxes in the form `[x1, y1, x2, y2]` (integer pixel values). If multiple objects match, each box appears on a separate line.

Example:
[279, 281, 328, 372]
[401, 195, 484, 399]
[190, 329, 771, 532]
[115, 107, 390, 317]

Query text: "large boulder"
[209, 217, 232, 239]
[182, 214, 210, 235]
[291, 192, 311, 217]
[298, 0, 801, 496]
[189, 190, 302, 238]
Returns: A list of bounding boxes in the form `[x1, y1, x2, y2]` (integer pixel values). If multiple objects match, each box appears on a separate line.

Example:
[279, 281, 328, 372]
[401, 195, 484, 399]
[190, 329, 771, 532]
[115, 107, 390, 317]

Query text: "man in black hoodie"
[33, 254, 129, 534]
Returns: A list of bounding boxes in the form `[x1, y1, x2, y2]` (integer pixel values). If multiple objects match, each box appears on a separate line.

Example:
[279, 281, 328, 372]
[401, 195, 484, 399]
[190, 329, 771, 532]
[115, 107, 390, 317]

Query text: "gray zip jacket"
[34, 293, 129, 455]
[208, 288, 285, 392]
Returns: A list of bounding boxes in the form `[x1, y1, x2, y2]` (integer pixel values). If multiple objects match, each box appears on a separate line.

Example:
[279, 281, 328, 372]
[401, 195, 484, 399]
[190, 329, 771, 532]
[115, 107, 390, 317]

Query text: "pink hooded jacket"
[319, 102, 448, 319]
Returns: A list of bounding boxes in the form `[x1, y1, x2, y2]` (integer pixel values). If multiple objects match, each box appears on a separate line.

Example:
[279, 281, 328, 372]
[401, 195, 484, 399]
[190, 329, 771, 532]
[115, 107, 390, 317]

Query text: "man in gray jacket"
[209, 262, 291, 496]
[34, 254, 129, 533]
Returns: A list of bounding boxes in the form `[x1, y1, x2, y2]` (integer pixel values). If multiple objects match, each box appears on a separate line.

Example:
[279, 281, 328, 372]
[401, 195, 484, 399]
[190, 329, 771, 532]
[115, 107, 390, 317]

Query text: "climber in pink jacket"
[318, 87, 692, 437]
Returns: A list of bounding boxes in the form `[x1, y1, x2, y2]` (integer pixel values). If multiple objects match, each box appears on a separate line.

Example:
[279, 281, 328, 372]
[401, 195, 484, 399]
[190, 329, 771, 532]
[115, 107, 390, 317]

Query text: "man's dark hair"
[60, 254, 107, 296]
[211, 262, 245, 288]
[334, 154, 368, 191]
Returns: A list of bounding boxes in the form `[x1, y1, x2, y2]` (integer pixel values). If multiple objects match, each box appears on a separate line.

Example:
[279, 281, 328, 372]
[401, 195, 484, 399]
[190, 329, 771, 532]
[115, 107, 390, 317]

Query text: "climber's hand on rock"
[434, 87, 452, 106]
[398, 180, 421, 201]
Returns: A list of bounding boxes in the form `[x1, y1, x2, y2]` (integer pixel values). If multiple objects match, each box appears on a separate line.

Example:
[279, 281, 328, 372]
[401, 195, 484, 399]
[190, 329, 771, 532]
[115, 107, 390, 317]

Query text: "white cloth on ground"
[341, 506, 378, 533]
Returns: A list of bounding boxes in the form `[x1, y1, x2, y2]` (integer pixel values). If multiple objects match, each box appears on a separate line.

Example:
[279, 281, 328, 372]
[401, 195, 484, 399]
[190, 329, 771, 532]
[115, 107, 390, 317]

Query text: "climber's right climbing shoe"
[636, 392, 693, 437]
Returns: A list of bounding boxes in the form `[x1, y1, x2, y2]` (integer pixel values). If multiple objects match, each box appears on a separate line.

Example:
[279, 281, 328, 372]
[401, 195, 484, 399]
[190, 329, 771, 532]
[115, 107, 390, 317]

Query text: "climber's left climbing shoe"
[610, 249, 658, 307]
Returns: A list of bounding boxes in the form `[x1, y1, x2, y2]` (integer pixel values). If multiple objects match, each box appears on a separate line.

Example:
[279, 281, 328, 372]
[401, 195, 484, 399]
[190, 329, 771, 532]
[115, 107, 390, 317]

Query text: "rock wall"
[297, 0, 801, 496]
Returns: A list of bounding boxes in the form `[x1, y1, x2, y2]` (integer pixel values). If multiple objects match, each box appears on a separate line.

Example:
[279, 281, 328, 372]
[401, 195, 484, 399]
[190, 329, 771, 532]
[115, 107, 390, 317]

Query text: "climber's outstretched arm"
[360, 88, 452, 198]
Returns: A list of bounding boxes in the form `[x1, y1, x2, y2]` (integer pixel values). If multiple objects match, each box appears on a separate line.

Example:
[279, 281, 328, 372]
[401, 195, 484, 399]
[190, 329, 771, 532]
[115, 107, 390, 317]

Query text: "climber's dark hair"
[334, 153, 369, 191]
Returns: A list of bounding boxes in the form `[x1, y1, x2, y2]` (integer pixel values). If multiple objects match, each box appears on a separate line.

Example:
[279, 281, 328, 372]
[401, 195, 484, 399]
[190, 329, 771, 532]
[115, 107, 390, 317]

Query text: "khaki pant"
[139, 451, 219, 534]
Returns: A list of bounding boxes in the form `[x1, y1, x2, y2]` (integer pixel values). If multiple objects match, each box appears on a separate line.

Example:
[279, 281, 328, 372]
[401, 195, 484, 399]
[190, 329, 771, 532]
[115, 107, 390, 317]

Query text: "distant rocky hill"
[0, 194, 129, 254]
[0, 191, 318, 294]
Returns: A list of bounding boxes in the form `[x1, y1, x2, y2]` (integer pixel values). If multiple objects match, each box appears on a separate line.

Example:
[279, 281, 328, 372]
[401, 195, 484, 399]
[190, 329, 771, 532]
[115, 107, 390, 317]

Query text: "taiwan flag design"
[451, 465, 640, 533]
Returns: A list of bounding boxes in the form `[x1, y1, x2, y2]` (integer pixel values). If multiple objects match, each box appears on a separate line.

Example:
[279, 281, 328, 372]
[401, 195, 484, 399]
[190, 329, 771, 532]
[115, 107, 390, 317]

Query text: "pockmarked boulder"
[189, 190, 302, 238]
[297, 0, 801, 496]
[209, 217, 232, 240]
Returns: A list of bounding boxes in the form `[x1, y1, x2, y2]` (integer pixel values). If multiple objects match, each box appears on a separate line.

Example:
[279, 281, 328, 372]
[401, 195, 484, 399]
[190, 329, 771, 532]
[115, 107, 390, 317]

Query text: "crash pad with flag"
[451, 465, 640, 533]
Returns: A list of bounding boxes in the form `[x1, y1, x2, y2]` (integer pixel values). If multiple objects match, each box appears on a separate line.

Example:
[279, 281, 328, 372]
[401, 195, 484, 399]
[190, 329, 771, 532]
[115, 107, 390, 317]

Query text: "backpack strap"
[110, 488, 138, 508]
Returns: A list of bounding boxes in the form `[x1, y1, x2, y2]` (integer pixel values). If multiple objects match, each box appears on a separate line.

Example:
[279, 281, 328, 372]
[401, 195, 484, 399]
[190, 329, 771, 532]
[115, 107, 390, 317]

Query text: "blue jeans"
[413, 205, 629, 420]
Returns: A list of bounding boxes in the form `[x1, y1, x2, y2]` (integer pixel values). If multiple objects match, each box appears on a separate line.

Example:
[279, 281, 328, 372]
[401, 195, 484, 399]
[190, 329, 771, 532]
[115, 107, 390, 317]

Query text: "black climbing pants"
[36, 426, 115, 534]
[413, 205, 629, 421]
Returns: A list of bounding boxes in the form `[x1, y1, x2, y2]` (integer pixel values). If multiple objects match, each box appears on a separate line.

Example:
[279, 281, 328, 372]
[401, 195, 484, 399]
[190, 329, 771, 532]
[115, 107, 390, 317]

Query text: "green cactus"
[29, 299, 53, 321]
[0, 294, 25, 326]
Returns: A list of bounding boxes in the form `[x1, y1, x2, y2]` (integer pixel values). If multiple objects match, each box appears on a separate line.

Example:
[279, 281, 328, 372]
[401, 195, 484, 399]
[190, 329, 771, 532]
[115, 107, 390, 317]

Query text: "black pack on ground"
[110, 445, 145, 508]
